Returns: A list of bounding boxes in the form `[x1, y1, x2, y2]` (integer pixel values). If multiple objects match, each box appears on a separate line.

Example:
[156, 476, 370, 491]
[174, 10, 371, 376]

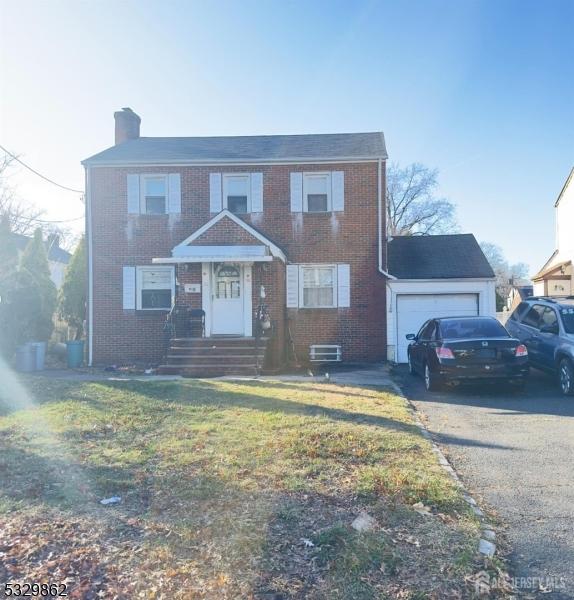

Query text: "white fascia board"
[174, 209, 286, 262]
[153, 256, 273, 264]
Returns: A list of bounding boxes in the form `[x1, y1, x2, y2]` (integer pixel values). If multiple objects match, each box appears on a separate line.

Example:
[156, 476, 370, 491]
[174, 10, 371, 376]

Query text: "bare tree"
[386, 162, 458, 236]
[0, 152, 45, 234]
[480, 241, 530, 309]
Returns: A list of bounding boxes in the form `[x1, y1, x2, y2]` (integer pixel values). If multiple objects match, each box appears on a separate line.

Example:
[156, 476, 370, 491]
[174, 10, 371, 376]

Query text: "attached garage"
[386, 235, 496, 363]
[395, 293, 479, 363]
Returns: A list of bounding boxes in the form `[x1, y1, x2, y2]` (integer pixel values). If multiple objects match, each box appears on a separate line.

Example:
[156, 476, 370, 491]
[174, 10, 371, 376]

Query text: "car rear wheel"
[424, 363, 442, 392]
[558, 358, 574, 396]
[408, 352, 416, 376]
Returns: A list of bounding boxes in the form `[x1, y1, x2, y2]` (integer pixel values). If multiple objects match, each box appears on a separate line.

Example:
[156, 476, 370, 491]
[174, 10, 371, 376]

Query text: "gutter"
[377, 158, 396, 280]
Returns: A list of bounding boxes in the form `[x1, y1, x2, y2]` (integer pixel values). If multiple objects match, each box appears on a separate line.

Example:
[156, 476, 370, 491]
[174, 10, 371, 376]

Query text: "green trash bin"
[66, 340, 85, 368]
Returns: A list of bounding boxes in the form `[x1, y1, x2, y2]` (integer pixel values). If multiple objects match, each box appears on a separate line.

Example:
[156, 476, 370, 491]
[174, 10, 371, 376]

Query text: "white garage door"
[396, 294, 479, 363]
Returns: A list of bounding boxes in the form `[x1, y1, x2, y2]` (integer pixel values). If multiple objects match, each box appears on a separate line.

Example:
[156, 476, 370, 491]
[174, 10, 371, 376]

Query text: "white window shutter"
[209, 173, 222, 213]
[290, 172, 303, 212]
[122, 266, 136, 310]
[286, 264, 299, 308]
[127, 174, 140, 214]
[251, 173, 263, 213]
[332, 171, 344, 212]
[337, 264, 350, 307]
[168, 173, 181, 213]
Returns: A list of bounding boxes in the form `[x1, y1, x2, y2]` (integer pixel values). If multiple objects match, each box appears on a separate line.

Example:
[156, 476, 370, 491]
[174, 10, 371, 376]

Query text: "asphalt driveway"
[394, 366, 574, 599]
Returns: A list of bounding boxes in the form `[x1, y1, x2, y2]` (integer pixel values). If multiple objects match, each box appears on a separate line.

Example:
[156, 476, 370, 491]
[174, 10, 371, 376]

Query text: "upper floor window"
[141, 175, 167, 214]
[136, 266, 174, 310]
[223, 174, 250, 214]
[127, 173, 181, 216]
[303, 173, 331, 212]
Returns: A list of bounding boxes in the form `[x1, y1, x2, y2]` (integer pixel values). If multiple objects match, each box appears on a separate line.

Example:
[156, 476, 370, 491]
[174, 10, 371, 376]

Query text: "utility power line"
[0, 143, 84, 194]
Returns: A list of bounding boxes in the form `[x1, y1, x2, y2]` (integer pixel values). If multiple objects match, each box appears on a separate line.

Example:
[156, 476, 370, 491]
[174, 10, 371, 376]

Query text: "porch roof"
[153, 244, 273, 264]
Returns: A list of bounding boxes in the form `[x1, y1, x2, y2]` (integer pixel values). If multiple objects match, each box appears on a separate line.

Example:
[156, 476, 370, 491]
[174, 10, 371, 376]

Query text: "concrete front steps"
[158, 337, 268, 377]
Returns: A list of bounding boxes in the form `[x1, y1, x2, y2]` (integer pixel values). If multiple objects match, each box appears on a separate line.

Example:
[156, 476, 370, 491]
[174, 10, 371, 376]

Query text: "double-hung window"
[223, 174, 250, 214]
[303, 173, 331, 212]
[136, 266, 174, 310]
[141, 175, 168, 214]
[301, 266, 337, 308]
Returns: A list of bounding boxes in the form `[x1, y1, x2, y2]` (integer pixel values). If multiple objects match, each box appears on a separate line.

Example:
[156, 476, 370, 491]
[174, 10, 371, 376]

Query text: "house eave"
[81, 156, 387, 167]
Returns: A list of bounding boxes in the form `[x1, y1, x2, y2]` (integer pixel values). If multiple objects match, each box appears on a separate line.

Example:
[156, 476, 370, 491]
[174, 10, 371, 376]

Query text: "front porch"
[153, 210, 287, 375]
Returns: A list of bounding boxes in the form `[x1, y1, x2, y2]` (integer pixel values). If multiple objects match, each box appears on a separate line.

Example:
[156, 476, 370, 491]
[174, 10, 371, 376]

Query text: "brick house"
[82, 108, 390, 374]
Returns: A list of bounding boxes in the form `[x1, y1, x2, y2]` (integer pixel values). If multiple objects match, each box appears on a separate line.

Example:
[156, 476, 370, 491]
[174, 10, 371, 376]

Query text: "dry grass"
[0, 376, 493, 598]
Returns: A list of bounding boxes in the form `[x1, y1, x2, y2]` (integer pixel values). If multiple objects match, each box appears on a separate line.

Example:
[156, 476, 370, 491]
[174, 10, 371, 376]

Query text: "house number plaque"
[184, 284, 201, 293]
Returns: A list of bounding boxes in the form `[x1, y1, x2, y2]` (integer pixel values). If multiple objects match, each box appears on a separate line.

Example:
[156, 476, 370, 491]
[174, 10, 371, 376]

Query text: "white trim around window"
[139, 174, 169, 215]
[222, 173, 251, 214]
[135, 266, 175, 310]
[303, 172, 332, 213]
[299, 264, 338, 308]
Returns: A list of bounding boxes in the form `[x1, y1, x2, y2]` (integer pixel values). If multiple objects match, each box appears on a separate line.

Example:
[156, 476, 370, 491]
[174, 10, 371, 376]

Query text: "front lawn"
[0, 374, 484, 598]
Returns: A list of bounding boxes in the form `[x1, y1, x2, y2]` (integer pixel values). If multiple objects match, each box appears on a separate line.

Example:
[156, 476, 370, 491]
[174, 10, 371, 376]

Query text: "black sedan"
[406, 316, 529, 391]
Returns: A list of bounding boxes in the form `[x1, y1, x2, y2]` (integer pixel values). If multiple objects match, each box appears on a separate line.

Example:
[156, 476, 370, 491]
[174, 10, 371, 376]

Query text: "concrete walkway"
[29, 365, 395, 387]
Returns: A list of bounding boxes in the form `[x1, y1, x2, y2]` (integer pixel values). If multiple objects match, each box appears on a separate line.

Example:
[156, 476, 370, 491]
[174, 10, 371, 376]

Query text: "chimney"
[114, 107, 141, 145]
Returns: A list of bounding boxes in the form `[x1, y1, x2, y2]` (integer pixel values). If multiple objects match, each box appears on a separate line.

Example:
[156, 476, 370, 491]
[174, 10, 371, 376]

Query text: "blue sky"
[1, 0, 573, 272]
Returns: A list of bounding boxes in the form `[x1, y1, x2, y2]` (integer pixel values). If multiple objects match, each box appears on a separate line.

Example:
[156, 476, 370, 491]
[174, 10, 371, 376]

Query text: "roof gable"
[173, 210, 286, 262]
[388, 234, 495, 280]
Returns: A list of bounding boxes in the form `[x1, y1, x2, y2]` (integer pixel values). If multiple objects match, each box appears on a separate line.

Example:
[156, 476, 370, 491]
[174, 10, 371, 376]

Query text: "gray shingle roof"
[82, 132, 387, 165]
[388, 234, 495, 279]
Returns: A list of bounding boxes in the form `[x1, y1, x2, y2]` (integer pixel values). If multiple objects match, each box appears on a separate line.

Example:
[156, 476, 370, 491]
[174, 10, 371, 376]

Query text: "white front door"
[211, 263, 244, 335]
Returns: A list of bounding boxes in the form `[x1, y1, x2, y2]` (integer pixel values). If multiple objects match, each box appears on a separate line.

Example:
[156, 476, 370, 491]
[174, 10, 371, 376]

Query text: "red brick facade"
[88, 161, 387, 367]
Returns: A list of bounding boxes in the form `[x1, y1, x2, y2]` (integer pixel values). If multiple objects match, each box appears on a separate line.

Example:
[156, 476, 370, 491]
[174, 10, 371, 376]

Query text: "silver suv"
[506, 296, 574, 395]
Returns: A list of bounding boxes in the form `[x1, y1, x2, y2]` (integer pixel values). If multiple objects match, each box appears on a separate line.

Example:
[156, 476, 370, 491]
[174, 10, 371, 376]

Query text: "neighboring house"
[82, 108, 390, 371]
[12, 232, 71, 288]
[385, 235, 496, 363]
[506, 284, 533, 313]
[532, 167, 574, 296]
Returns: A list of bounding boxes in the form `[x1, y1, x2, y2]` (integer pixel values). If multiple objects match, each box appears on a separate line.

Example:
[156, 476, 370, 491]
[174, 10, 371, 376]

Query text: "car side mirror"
[540, 323, 559, 335]
[406, 333, 416, 341]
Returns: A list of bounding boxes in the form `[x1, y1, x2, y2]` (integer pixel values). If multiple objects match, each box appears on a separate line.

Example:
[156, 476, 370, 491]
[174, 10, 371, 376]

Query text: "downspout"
[378, 158, 396, 280]
[86, 166, 93, 366]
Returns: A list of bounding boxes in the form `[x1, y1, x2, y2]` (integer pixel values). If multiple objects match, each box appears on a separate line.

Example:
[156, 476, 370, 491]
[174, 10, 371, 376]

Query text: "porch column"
[244, 264, 253, 337]
[201, 262, 211, 337]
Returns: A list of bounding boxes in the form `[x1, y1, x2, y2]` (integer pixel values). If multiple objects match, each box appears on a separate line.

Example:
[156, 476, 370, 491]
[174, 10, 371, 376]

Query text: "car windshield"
[439, 318, 509, 339]
[559, 307, 574, 334]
